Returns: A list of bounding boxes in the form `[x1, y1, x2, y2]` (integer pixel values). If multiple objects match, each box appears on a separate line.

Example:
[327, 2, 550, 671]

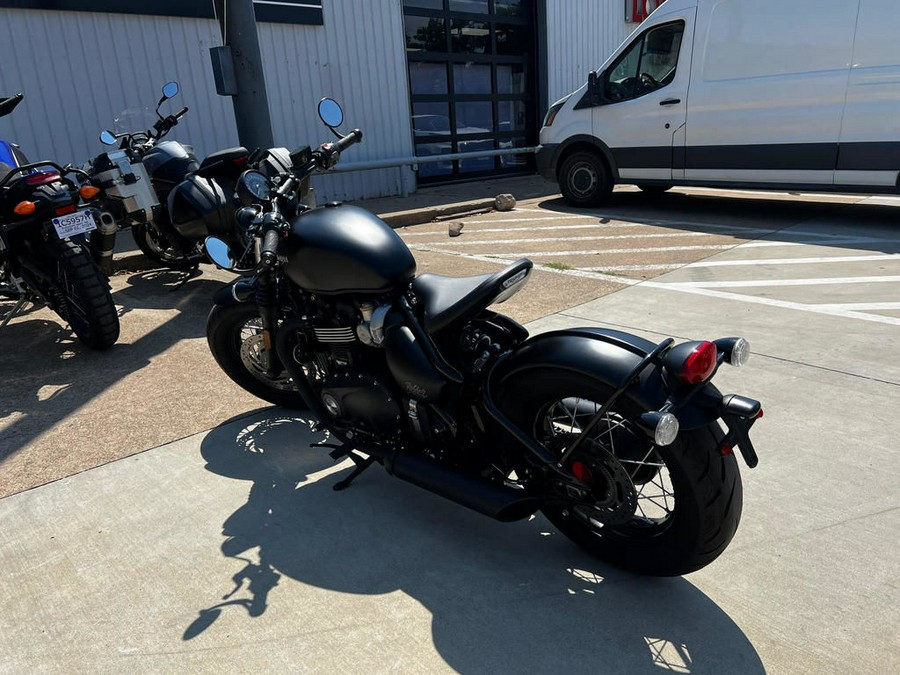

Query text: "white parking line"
[673, 275, 900, 288]
[683, 254, 899, 268]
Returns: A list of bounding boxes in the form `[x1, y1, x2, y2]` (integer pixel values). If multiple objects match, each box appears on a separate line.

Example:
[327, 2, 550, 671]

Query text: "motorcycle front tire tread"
[501, 368, 743, 576]
[207, 302, 308, 410]
[53, 238, 120, 350]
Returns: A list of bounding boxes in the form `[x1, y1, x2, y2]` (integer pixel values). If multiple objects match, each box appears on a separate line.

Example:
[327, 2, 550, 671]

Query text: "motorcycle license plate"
[52, 209, 97, 238]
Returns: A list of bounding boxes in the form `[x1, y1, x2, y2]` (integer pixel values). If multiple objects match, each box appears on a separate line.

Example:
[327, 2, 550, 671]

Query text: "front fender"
[212, 276, 256, 308]
[489, 327, 723, 430]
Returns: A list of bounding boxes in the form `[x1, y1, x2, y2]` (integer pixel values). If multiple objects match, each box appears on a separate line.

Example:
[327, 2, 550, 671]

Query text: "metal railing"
[333, 145, 539, 197]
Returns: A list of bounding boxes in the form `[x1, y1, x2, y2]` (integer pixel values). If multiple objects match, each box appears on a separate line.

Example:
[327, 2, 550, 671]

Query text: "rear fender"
[489, 327, 723, 430]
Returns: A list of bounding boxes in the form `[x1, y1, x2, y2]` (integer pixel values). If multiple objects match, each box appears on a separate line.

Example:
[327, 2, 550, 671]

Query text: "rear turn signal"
[638, 411, 680, 446]
[14, 200, 36, 216]
[714, 337, 750, 367]
[79, 185, 101, 200]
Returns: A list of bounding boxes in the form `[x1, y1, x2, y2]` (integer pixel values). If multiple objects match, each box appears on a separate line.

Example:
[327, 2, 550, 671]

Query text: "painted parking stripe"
[672, 275, 900, 288]
[584, 254, 899, 273]
[682, 254, 899, 268]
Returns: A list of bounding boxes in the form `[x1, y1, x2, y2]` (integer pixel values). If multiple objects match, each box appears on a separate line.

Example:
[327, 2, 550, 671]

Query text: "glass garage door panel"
[404, 0, 536, 182]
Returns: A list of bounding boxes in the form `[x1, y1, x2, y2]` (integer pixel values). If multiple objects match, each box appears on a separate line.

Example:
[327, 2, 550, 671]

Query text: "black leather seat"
[411, 258, 533, 334]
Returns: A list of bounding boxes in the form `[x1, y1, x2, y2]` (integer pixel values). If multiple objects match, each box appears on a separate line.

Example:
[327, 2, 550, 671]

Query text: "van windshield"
[605, 21, 684, 102]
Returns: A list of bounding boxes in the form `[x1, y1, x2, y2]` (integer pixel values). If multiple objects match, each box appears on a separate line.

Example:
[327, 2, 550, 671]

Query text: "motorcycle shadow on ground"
[188, 410, 764, 674]
[0, 266, 226, 489]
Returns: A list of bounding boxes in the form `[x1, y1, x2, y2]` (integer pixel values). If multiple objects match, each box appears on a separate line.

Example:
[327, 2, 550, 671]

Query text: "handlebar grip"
[175, 106, 189, 119]
[259, 227, 280, 268]
[334, 129, 363, 154]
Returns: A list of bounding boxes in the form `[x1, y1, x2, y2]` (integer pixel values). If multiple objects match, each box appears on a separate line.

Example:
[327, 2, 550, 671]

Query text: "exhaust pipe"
[385, 451, 539, 522]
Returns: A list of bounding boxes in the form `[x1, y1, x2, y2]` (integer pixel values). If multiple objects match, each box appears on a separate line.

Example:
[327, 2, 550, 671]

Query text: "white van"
[537, 0, 900, 206]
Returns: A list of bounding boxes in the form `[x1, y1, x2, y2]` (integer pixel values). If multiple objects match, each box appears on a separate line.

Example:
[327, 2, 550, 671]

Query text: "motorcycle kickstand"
[0, 294, 29, 330]
[317, 441, 376, 491]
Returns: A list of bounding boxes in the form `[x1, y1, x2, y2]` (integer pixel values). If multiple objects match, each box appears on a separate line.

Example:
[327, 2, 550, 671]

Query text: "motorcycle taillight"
[25, 171, 60, 187]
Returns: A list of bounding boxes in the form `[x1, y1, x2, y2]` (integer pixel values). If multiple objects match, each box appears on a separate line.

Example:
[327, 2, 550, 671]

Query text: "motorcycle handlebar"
[258, 223, 281, 271]
[334, 129, 363, 154]
[174, 106, 189, 120]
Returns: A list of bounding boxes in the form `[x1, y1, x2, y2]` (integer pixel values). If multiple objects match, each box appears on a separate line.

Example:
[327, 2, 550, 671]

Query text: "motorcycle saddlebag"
[167, 174, 233, 240]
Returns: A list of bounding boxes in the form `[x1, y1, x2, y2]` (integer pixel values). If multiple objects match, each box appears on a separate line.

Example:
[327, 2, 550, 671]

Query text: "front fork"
[254, 271, 284, 378]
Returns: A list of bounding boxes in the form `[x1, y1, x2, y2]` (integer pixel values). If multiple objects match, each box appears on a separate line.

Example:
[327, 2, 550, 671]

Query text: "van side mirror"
[587, 71, 603, 105]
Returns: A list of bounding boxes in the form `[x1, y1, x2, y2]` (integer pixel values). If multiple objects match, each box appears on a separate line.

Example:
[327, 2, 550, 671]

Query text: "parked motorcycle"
[0, 93, 119, 349]
[205, 99, 762, 576]
[85, 81, 290, 272]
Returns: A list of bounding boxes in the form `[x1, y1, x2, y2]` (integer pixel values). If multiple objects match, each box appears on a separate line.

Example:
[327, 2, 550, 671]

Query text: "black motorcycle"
[86, 81, 291, 272]
[0, 94, 119, 349]
[205, 99, 762, 576]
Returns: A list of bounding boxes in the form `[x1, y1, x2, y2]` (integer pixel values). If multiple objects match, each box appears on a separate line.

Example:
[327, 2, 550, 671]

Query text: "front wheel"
[499, 369, 742, 576]
[207, 302, 307, 410]
[131, 221, 199, 271]
[558, 151, 612, 207]
[51, 238, 120, 349]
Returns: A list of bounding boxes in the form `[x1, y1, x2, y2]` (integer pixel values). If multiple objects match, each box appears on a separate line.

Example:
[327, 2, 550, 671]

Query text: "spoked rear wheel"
[500, 369, 742, 576]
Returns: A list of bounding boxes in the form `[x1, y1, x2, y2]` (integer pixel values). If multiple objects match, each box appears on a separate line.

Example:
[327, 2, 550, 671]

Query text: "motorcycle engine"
[305, 299, 402, 437]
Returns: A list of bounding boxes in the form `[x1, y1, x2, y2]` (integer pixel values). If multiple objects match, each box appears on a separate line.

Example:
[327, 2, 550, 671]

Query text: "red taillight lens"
[25, 171, 60, 187]
[54, 204, 77, 216]
[679, 341, 718, 385]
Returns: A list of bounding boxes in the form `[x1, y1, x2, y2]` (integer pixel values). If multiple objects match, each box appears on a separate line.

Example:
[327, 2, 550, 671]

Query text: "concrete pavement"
[1, 178, 899, 673]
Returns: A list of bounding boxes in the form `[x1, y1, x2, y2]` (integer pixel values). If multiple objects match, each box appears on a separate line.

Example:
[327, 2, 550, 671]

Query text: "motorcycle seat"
[196, 147, 249, 176]
[411, 258, 533, 334]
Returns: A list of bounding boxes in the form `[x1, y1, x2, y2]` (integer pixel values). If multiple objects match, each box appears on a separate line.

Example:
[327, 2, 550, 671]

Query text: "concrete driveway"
[1, 186, 898, 673]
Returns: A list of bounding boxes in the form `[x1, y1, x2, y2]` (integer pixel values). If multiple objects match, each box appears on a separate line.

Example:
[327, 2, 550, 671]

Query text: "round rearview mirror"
[205, 236, 234, 270]
[99, 130, 117, 146]
[162, 81, 180, 99]
[318, 98, 344, 129]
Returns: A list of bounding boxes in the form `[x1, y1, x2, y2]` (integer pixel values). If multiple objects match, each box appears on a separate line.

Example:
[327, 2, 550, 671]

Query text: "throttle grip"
[259, 227, 280, 269]
[334, 129, 363, 153]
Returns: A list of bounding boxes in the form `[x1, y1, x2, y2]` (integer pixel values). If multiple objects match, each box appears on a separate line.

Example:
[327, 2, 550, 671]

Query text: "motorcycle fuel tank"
[142, 140, 199, 194]
[282, 203, 416, 294]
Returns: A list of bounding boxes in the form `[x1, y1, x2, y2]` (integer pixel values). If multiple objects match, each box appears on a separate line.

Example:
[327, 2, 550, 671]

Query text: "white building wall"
[545, 1, 631, 104]
[0, 1, 412, 202]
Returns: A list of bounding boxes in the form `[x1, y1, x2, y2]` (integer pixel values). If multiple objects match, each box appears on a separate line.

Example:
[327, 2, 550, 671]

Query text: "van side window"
[605, 21, 684, 102]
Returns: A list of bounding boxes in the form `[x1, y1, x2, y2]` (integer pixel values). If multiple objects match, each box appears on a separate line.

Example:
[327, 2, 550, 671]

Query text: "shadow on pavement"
[537, 190, 900, 255]
[189, 411, 765, 674]
[0, 267, 229, 493]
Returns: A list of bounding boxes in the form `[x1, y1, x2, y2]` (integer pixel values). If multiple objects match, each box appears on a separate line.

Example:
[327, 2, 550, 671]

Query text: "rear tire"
[207, 302, 307, 410]
[498, 368, 742, 576]
[558, 151, 612, 207]
[51, 238, 120, 349]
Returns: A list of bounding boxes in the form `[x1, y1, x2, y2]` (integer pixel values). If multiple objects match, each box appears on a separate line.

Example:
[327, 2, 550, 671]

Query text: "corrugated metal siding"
[258, 0, 414, 201]
[0, 1, 412, 202]
[0, 9, 237, 171]
[545, 1, 631, 104]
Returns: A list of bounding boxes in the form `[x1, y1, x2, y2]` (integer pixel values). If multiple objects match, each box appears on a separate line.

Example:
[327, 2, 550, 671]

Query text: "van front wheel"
[559, 151, 611, 207]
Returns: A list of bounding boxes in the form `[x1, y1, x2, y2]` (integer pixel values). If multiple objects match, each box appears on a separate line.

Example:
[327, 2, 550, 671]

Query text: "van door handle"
[660, 98, 681, 106]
